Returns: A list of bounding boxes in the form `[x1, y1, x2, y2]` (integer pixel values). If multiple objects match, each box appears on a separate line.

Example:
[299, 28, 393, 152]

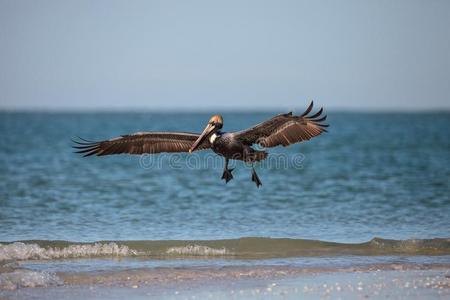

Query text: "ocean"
[0, 111, 449, 296]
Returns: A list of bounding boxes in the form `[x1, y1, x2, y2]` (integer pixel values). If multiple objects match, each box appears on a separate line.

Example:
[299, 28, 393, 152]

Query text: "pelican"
[73, 101, 328, 187]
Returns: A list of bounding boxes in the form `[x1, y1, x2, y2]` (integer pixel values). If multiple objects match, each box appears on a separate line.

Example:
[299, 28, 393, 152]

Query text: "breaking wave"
[1, 237, 449, 262]
[166, 245, 230, 256]
[0, 269, 62, 290]
[0, 242, 138, 261]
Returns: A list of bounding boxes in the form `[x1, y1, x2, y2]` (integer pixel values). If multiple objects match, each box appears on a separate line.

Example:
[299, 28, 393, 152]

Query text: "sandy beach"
[1, 262, 449, 299]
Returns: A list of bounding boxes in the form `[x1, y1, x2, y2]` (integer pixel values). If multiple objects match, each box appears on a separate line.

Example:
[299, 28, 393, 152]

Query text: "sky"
[0, 0, 449, 111]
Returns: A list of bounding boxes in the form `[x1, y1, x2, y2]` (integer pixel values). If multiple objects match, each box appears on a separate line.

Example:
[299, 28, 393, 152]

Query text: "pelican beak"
[189, 123, 215, 153]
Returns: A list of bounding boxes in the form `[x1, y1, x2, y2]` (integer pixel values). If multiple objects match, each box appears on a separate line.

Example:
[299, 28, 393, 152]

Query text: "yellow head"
[208, 115, 223, 127]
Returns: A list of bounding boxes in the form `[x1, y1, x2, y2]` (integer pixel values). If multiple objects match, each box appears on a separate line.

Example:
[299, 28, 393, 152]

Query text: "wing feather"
[235, 101, 328, 148]
[72, 132, 210, 157]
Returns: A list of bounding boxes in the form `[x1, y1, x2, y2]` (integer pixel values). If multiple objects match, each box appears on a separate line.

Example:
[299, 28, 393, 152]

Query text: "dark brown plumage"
[73, 101, 328, 187]
[72, 132, 210, 157]
[235, 101, 328, 148]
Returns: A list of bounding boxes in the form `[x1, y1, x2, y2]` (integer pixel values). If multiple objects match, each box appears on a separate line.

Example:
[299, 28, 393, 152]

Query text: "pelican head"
[189, 115, 223, 153]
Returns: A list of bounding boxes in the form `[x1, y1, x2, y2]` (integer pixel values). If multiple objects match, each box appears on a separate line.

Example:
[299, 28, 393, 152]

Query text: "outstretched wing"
[235, 101, 328, 148]
[72, 132, 210, 157]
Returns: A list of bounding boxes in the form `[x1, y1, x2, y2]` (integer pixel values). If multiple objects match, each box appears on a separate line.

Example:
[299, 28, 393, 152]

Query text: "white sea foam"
[166, 244, 230, 256]
[0, 269, 62, 290]
[0, 242, 138, 261]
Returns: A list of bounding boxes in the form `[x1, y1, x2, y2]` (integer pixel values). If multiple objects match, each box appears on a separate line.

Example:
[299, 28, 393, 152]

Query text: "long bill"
[189, 123, 215, 153]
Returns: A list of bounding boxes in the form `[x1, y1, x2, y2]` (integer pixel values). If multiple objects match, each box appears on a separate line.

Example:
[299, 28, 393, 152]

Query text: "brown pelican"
[73, 101, 328, 187]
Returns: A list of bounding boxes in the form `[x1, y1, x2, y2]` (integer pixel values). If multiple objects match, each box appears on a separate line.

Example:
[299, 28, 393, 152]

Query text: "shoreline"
[58, 262, 450, 286]
[1, 261, 449, 299]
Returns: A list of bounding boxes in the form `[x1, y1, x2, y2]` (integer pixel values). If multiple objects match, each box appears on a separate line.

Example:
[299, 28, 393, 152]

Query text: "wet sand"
[1, 263, 449, 299]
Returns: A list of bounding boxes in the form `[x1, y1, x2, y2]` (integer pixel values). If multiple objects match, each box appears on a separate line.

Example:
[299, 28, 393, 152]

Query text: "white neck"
[209, 133, 219, 143]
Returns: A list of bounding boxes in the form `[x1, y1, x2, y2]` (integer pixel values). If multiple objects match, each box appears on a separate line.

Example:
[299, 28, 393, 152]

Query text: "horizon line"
[0, 106, 449, 114]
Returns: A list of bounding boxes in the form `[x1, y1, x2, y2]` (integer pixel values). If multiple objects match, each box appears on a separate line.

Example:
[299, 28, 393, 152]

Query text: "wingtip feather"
[300, 101, 314, 117]
[312, 115, 327, 122]
[76, 136, 97, 143]
[308, 107, 323, 119]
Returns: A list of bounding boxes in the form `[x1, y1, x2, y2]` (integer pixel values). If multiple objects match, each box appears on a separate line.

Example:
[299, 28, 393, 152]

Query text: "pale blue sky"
[0, 0, 449, 111]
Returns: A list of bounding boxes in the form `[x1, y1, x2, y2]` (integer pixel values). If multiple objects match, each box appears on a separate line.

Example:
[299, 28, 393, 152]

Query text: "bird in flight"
[73, 101, 328, 187]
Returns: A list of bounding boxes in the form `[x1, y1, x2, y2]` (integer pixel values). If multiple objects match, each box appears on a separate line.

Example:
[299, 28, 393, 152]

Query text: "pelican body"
[73, 102, 328, 187]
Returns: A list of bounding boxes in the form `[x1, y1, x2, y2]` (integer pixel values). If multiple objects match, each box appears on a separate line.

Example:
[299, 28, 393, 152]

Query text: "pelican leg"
[221, 158, 234, 183]
[251, 166, 262, 188]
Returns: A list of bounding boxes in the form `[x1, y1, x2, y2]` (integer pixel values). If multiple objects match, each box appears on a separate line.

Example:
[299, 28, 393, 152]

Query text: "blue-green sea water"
[0, 112, 449, 243]
[0, 111, 450, 293]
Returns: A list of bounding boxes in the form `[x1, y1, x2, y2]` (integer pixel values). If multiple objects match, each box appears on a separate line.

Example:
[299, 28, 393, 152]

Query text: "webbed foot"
[251, 168, 262, 188]
[221, 168, 234, 183]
